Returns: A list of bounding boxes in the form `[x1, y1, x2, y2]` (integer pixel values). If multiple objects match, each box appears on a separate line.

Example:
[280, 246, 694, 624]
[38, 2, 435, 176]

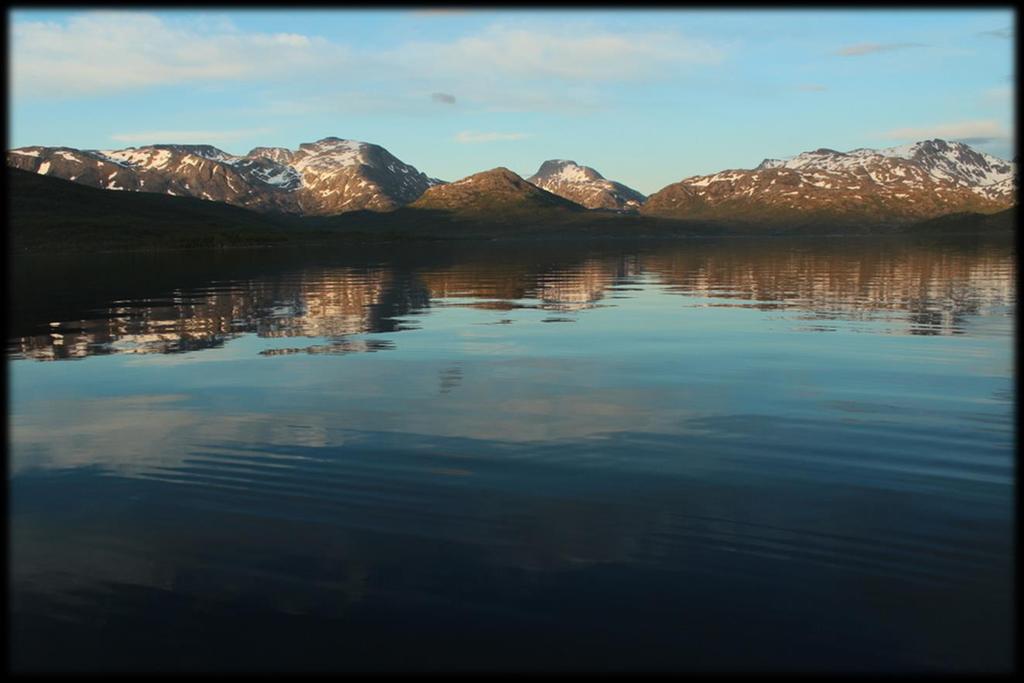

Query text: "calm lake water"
[8, 236, 1016, 672]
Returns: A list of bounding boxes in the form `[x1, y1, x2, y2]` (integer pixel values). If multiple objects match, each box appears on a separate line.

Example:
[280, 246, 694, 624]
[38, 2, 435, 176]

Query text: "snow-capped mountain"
[6, 137, 442, 215]
[757, 139, 1015, 203]
[276, 137, 442, 213]
[526, 160, 646, 211]
[642, 140, 1014, 225]
[7, 136, 1015, 224]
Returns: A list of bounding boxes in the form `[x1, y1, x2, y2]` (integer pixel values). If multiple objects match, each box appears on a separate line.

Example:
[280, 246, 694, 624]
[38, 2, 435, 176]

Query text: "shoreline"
[9, 226, 1014, 257]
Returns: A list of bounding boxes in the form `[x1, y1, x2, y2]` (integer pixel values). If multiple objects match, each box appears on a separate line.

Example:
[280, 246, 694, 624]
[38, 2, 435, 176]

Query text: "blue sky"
[9, 8, 1015, 194]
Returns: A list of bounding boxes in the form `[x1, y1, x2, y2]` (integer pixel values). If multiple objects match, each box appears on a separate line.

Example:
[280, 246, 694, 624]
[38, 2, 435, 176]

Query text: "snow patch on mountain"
[292, 138, 366, 176]
[527, 159, 645, 211]
[9, 136, 438, 215]
[758, 139, 1015, 200]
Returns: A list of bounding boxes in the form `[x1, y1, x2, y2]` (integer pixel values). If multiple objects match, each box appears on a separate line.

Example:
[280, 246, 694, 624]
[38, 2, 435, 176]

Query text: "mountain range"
[10, 165, 1015, 254]
[7, 136, 1016, 226]
[7, 137, 441, 216]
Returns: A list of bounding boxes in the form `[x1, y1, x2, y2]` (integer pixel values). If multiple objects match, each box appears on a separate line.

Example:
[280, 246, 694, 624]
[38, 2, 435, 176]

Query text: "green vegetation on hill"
[900, 207, 1016, 234]
[7, 167, 1015, 253]
[409, 167, 584, 215]
[8, 168, 302, 251]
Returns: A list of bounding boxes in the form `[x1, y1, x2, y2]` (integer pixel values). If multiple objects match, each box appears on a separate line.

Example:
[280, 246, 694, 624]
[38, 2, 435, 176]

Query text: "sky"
[8, 8, 1016, 195]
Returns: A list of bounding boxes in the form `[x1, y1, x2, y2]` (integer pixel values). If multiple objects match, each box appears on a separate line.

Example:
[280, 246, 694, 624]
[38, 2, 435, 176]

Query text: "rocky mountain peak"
[301, 136, 361, 150]
[531, 159, 605, 183]
[527, 159, 645, 212]
[160, 144, 234, 161]
[877, 139, 1014, 194]
[753, 139, 1014, 202]
[291, 138, 366, 172]
[246, 146, 296, 165]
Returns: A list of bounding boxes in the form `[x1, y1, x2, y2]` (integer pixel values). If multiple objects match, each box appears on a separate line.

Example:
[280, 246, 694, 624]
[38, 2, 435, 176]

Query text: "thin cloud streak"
[834, 42, 926, 56]
[389, 24, 725, 82]
[978, 27, 1012, 39]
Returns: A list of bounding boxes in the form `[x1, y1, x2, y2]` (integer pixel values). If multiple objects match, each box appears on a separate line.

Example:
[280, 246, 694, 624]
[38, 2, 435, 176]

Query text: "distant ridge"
[6, 136, 1016, 224]
[756, 139, 1015, 202]
[643, 140, 1015, 225]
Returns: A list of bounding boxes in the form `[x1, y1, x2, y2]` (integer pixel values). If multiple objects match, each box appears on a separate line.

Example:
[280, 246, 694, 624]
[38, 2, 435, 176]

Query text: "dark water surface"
[8, 236, 1016, 672]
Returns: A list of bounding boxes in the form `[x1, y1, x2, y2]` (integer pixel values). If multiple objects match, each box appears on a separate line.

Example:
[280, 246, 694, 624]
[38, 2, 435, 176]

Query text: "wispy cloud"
[12, 12, 727, 117]
[834, 42, 926, 57]
[12, 12, 348, 97]
[454, 131, 533, 144]
[111, 127, 273, 144]
[881, 119, 1009, 144]
[978, 27, 1012, 39]
[390, 24, 725, 82]
[372, 23, 727, 114]
[796, 84, 828, 92]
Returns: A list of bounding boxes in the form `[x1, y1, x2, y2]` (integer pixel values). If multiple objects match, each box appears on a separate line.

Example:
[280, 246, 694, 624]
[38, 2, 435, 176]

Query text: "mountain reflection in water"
[8, 236, 1015, 672]
[9, 237, 1015, 360]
